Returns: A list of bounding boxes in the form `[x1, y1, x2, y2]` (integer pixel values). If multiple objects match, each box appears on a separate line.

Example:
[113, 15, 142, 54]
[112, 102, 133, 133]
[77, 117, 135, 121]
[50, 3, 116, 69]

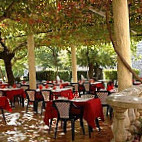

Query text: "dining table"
[0, 88, 25, 107]
[0, 96, 12, 112]
[44, 98, 104, 129]
[33, 87, 74, 112]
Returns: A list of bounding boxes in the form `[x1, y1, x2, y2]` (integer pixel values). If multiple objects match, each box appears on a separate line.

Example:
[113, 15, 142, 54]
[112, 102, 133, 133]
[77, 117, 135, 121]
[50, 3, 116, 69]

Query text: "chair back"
[16, 83, 21, 88]
[95, 91, 109, 105]
[21, 85, 29, 91]
[71, 83, 78, 92]
[41, 90, 51, 101]
[0, 91, 3, 96]
[53, 100, 72, 119]
[78, 84, 85, 92]
[25, 89, 36, 101]
[89, 84, 96, 94]
[84, 83, 90, 92]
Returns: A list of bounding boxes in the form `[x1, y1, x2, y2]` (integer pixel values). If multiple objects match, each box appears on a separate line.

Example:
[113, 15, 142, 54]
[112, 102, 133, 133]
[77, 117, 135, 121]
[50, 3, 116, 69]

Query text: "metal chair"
[95, 91, 112, 117]
[78, 84, 86, 97]
[40, 90, 51, 114]
[0, 108, 6, 124]
[53, 100, 85, 141]
[89, 84, 96, 94]
[25, 89, 40, 113]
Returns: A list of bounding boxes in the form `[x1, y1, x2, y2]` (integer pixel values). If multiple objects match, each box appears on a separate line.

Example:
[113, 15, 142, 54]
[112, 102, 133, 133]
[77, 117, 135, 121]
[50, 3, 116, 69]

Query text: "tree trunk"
[88, 63, 94, 79]
[94, 64, 103, 80]
[4, 59, 14, 85]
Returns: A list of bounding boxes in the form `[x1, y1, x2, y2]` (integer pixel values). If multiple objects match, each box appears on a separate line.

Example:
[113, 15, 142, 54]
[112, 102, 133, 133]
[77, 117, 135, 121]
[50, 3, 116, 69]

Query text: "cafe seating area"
[0, 78, 116, 141]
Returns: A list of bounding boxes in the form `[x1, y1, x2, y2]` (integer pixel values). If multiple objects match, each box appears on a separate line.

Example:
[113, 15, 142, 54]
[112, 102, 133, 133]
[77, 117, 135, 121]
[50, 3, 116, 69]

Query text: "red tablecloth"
[44, 98, 104, 128]
[36, 88, 74, 100]
[0, 83, 9, 88]
[61, 82, 70, 88]
[93, 83, 104, 89]
[51, 89, 74, 100]
[0, 88, 25, 101]
[0, 96, 12, 112]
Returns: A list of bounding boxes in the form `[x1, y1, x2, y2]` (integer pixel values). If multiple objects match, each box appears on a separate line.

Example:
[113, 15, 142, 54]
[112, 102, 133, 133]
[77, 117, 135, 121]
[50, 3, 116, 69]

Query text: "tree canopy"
[0, 0, 141, 83]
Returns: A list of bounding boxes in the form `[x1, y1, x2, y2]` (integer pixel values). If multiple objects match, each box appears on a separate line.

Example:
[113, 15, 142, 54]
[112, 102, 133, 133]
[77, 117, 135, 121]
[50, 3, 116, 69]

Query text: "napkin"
[13, 84, 16, 88]
[39, 85, 43, 90]
[45, 84, 48, 89]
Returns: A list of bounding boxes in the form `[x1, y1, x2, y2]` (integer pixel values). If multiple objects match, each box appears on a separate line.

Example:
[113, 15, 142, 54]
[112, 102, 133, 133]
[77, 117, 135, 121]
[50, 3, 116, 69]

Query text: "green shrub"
[58, 71, 71, 81]
[36, 70, 55, 81]
[103, 69, 117, 81]
[77, 71, 87, 80]
[103, 68, 140, 81]
[36, 70, 88, 82]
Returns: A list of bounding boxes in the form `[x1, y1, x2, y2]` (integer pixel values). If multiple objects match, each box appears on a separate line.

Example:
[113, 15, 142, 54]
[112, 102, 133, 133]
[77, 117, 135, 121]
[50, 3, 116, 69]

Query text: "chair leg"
[49, 118, 53, 133]
[88, 125, 92, 138]
[20, 97, 24, 107]
[71, 120, 75, 141]
[33, 101, 38, 113]
[1, 109, 6, 124]
[109, 106, 113, 119]
[95, 118, 101, 131]
[54, 119, 59, 139]
[41, 102, 44, 115]
[106, 106, 109, 116]
[26, 101, 29, 113]
[63, 120, 67, 133]
[80, 117, 85, 135]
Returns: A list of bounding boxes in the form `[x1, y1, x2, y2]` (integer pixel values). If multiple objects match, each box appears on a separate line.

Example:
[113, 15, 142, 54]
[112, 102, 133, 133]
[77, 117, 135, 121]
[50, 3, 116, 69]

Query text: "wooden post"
[71, 46, 77, 82]
[113, 0, 132, 91]
[27, 34, 36, 89]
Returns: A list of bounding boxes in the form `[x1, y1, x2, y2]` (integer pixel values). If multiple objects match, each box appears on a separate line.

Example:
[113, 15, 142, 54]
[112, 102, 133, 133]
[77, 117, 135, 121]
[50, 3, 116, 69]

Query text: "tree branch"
[0, 31, 9, 52]
[12, 53, 27, 65]
[0, 0, 17, 22]
[12, 42, 27, 53]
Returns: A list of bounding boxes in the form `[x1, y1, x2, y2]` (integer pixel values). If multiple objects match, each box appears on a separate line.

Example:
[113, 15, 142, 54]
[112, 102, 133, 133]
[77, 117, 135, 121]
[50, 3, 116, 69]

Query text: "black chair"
[78, 84, 86, 97]
[0, 90, 3, 97]
[84, 83, 90, 94]
[16, 83, 21, 88]
[0, 92, 6, 124]
[40, 90, 51, 114]
[0, 108, 6, 124]
[89, 84, 96, 94]
[71, 83, 78, 93]
[21, 85, 29, 91]
[25, 89, 41, 113]
[95, 91, 112, 118]
[13, 83, 23, 106]
[52, 100, 85, 141]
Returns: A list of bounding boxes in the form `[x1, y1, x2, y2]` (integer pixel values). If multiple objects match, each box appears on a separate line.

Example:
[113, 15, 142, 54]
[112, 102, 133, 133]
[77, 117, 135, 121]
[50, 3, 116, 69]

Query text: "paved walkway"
[0, 104, 113, 142]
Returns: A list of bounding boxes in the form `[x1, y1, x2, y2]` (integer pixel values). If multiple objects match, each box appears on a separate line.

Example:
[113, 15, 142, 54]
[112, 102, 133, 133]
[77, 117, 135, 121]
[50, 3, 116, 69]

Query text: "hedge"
[103, 69, 140, 81]
[36, 70, 87, 82]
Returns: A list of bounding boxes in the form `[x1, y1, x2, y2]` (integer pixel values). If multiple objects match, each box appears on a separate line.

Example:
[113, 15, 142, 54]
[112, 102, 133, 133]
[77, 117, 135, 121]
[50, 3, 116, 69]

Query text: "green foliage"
[77, 71, 88, 80]
[36, 70, 55, 81]
[103, 69, 117, 81]
[58, 71, 71, 81]
[104, 69, 140, 81]
[77, 44, 116, 68]
[36, 70, 88, 82]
